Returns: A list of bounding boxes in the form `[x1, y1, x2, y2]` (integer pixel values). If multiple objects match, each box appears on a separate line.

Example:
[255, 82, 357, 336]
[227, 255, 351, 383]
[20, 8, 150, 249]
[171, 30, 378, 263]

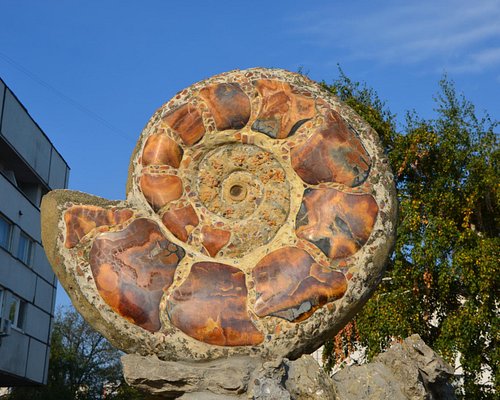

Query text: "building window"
[0, 215, 12, 251]
[17, 231, 34, 266]
[3, 292, 25, 330]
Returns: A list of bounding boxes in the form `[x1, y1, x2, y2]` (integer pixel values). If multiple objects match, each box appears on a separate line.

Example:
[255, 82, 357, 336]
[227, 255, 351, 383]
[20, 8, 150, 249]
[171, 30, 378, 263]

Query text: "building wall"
[0, 78, 69, 386]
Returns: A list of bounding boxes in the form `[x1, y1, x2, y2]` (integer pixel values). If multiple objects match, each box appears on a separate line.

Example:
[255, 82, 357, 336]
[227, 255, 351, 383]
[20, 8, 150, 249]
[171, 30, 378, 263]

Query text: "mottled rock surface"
[332, 335, 456, 400]
[199, 83, 251, 131]
[90, 218, 185, 332]
[122, 354, 259, 398]
[252, 79, 316, 139]
[283, 356, 338, 400]
[252, 247, 347, 321]
[295, 188, 378, 259]
[290, 109, 371, 186]
[122, 335, 455, 400]
[122, 354, 336, 399]
[166, 262, 264, 346]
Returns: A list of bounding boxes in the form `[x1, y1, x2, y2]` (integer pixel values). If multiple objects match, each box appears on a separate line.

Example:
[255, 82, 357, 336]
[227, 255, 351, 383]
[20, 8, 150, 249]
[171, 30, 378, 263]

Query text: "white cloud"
[450, 47, 500, 73]
[290, 0, 500, 73]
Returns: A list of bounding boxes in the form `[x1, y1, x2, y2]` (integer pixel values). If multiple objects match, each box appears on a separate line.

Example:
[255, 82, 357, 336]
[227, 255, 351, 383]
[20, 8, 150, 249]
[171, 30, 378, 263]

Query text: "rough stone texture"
[178, 394, 240, 400]
[122, 335, 455, 400]
[284, 355, 338, 400]
[332, 335, 456, 400]
[122, 354, 335, 399]
[40, 68, 397, 362]
[246, 358, 292, 400]
[122, 354, 259, 398]
[195, 143, 290, 257]
[334, 363, 409, 400]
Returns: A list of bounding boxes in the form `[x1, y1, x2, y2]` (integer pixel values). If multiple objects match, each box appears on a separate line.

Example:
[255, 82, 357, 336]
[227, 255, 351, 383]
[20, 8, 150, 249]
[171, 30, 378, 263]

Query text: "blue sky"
[1, 0, 498, 308]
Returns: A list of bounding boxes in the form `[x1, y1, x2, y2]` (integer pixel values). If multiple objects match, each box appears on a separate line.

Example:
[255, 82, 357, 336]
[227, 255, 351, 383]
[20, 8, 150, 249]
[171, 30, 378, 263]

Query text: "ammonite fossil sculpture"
[41, 68, 396, 361]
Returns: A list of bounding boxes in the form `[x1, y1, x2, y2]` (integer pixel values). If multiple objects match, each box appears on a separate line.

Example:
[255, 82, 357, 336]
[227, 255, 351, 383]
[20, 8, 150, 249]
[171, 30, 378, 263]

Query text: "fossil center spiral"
[195, 141, 290, 256]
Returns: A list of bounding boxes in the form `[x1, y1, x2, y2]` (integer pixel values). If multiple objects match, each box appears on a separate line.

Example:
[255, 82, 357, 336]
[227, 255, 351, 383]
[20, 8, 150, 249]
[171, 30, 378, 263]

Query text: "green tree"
[7, 307, 145, 400]
[322, 71, 499, 399]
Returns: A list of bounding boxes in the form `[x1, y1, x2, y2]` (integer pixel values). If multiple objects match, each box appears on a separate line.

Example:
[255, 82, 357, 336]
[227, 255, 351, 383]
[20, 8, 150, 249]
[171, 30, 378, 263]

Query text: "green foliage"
[7, 307, 145, 400]
[322, 70, 499, 398]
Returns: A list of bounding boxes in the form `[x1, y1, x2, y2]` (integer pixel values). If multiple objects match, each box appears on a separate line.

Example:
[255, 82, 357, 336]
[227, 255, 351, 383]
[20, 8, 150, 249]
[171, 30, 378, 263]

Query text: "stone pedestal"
[122, 335, 456, 400]
[122, 354, 336, 399]
[332, 335, 456, 400]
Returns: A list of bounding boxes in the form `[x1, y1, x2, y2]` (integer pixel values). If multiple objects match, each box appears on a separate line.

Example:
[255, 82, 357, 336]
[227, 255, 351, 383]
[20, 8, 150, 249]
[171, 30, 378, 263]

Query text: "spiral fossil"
[41, 68, 397, 361]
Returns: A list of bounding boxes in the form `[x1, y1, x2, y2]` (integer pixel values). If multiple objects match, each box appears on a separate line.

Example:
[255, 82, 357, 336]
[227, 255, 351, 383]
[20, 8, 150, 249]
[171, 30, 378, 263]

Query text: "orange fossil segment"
[161, 204, 199, 242]
[89, 218, 185, 332]
[296, 188, 378, 260]
[201, 226, 231, 257]
[142, 133, 183, 168]
[199, 83, 251, 131]
[251, 79, 316, 139]
[166, 262, 264, 346]
[64, 205, 133, 248]
[252, 247, 347, 322]
[163, 103, 205, 145]
[140, 173, 183, 211]
[290, 109, 371, 186]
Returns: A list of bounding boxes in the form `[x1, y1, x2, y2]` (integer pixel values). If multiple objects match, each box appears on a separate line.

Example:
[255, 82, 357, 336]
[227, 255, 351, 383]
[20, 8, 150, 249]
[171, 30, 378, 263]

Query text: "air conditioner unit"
[0, 318, 11, 337]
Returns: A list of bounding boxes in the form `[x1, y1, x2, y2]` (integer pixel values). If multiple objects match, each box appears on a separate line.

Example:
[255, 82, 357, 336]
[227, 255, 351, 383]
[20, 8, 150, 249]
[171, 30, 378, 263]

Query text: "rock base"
[122, 354, 335, 399]
[332, 334, 456, 400]
[122, 335, 456, 399]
